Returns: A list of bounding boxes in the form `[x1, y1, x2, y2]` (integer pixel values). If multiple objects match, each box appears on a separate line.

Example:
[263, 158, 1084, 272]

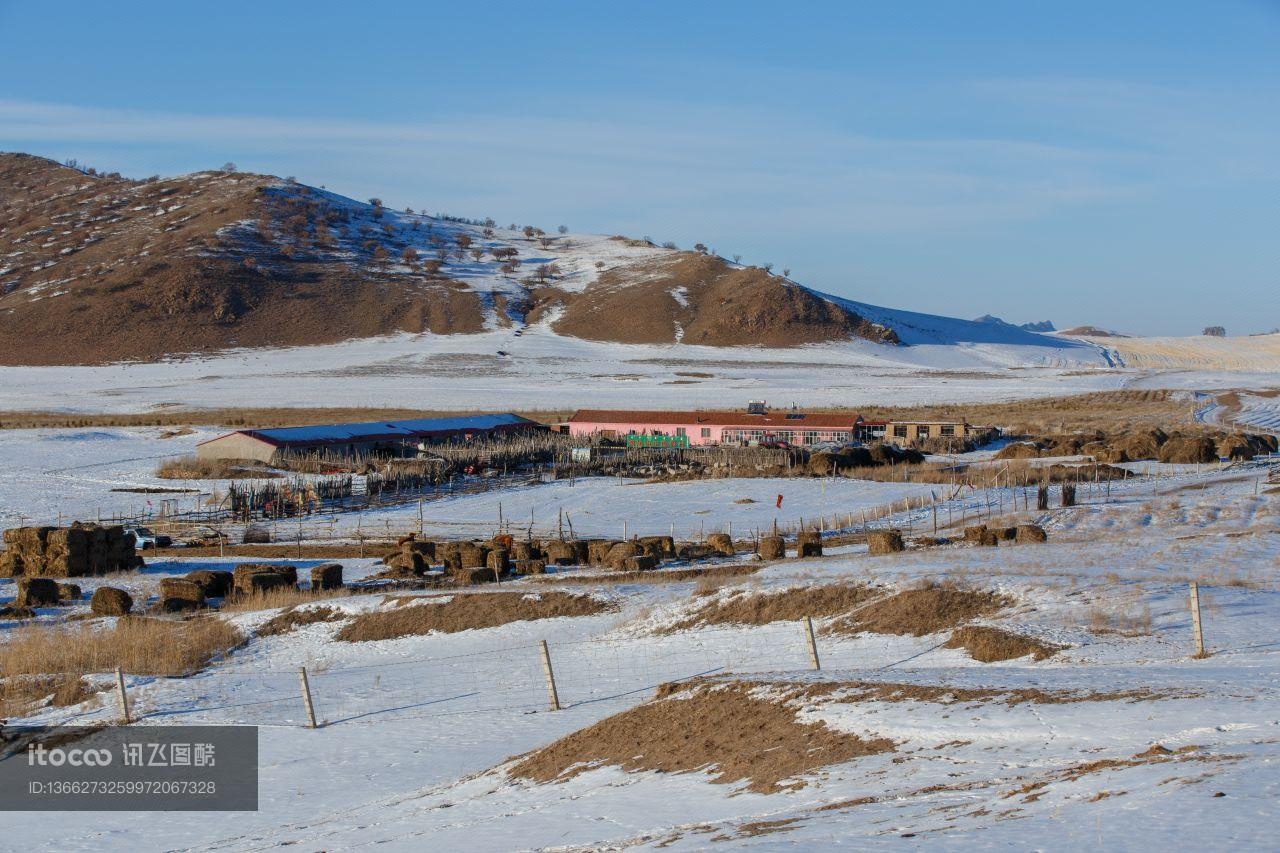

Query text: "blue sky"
[2, 1, 1277, 335]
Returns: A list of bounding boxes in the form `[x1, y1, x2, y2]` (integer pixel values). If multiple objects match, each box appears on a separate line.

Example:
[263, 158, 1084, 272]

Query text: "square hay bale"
[514, 559, 546, 575]
[310, 563, 344, 590]
[90, 586, 132, 616]
[404, 539, 436, 559]
[638, 536, 676, 558]
[56, 582, 83, 603]
[676, 542, 712, 560]
[1015, 524, 1048, 544]
[867, 529, 904, 556]
[458, 543, 489, 569]
[233, 563, 297, 596]
[995, 526, 1018, 541]
[185, 570, 234, 598]
[542, 540, 579, 566]
[962, 525, 988, 542]
[587, 539, 620, 565]
[486, 548, 510, 575]
[796, 530, 822, 558]
[605, 541, 642, 570]
[623, 554, 658, 571]
[158, 596, 202, 613]
[511, 541, 541, 561]
[452, 565, 500, 585]
[705, 533, 735, 557]
[16, 577, 60, 607]
[758, 535, 785, 560]
[0, 551, 26, 577]
[976, 530, 1000, 547]
[159, 577, 206, 606]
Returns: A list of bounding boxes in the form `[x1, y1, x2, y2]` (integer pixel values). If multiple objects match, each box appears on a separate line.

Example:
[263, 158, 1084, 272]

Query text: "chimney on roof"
[746, 400, 767, 415]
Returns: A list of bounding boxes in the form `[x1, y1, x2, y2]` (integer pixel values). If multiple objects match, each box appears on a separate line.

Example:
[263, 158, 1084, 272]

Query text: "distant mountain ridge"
[0, 152, 1094, 368]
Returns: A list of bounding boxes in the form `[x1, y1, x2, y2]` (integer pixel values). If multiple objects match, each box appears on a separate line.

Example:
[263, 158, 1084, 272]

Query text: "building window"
[917, 426, 931, 438]
[804, 430, 820, 444]
[676, 427, 687, 437]
[701, 427, 711, 438]
[893, 425, 908, 439]
[940, 425, 955, 437]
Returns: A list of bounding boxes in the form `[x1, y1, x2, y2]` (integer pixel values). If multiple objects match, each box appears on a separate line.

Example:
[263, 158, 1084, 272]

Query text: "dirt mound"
[943, 626, 1063, 662]
[660, 584, 875, 633]
[825, 582, 1011, 637]
[1158, 435, 1218, 464]
[507, 680, 894, 793]
[994, 441, 1044, 460]
[335, 591, 614, 640]
[548, 252, 898, 348]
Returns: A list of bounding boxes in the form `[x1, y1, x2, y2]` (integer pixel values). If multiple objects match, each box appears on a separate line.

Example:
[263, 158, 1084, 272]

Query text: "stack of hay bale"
[963, 525, 1000, 547]
[1, 523, 143, 578]
[382, 535, 436, 576]
[796, 530, 822, 558]
[758, 535, 785, 560]
[232, 563, 298, 596]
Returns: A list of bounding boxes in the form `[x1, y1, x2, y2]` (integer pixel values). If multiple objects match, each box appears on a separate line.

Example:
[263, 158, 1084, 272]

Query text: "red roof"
[569, 409, 863, 429]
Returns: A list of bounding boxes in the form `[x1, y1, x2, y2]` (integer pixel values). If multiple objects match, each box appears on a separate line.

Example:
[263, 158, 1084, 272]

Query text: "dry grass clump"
[1085, 601, 1153, 636]
[660, 584, 876, 633]
[220, 586, 352, 614]
[0, 616, 244, 680]
[824, 581, 1012, 637]
[257, 605, 348, 636]
[533, 563, 763, 587]
[0, 675, 103, 717]
[155, 455, 280, 480]
[508, 680, 894, 793]
[335, 591, 615, 641]
[943, 626, 1064, 662]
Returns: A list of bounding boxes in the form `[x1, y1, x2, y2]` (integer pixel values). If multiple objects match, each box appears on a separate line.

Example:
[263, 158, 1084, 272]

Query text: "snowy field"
[2, 460, 1278, 849]
[0, 426, 260, 526]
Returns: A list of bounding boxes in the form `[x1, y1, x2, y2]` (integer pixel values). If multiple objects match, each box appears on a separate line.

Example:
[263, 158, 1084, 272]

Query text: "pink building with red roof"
[567, 404, 887, 447]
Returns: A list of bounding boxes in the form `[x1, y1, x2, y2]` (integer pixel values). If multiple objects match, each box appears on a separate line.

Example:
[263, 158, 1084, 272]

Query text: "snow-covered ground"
[0, 426, 261, 526]
[2, 460, 1278, 850]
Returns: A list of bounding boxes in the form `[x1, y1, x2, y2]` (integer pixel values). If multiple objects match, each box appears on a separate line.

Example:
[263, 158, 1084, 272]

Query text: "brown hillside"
[548, 253, 897, 347]
[0, 153, 896, 364]
[0, 154, 482, 364]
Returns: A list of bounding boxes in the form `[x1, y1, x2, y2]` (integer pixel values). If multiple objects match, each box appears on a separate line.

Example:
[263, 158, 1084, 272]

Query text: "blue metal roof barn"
[195, 413, 540, 462]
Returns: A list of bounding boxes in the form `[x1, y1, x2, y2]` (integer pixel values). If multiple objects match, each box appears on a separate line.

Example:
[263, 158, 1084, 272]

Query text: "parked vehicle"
[125, 526, 172, 550]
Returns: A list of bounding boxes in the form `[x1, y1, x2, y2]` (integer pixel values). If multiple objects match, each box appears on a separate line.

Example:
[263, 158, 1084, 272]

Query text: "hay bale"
[56, 582, 83, 603]
[242, 525, 271, 544]
[623, 554, 658, 571]
[587, 540, 620, 565]
[159, 577, 206, 606]
[995, 526, 1018, 541]
[458, 543, 489, 569]
[542, 540, 579, 566]
[758, 535, 785, 560]
[158, 596, 201, 613]
[310, 563, 344, 590]
[511, 541, 540, 561]
[705, 533, 735, 557]
[90, 586, 133, 616]
[676, 542, 712, 560]
[16, 577, 60, 607]
[487, 548, 510, 575]
[233, 563, 296, 596]
[1159, 435, 1218, 464]
[1015, 524, 1047, 544]
[605, 541, 642, 570]
[962, 525, 988, 542]
[976, 530, 999, 547]
[0, 550, 25, 577]
[638, 535, 676, 558]
[514, 559, 546, 575]
[1216, 433, 1257, 461]
[452, 565, 500, 585]
[867, 529, 904, 556]
[185, 570, 234, 598]
[796, 530, 822, 558]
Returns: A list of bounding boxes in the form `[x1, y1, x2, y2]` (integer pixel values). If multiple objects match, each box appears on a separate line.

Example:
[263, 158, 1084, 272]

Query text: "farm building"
[567, 405, 886, 447]
[196, 414, 540, 463]
[567, 404, 985, 449]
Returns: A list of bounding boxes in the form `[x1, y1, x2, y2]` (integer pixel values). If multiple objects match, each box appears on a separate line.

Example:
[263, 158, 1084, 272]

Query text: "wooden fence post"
[804, 617, 821, 670]
[114, 667, 131, 724]
[539, 640, 562, 711]
[298, 666, 319, 728]
[1189, 582, 1207, 658]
